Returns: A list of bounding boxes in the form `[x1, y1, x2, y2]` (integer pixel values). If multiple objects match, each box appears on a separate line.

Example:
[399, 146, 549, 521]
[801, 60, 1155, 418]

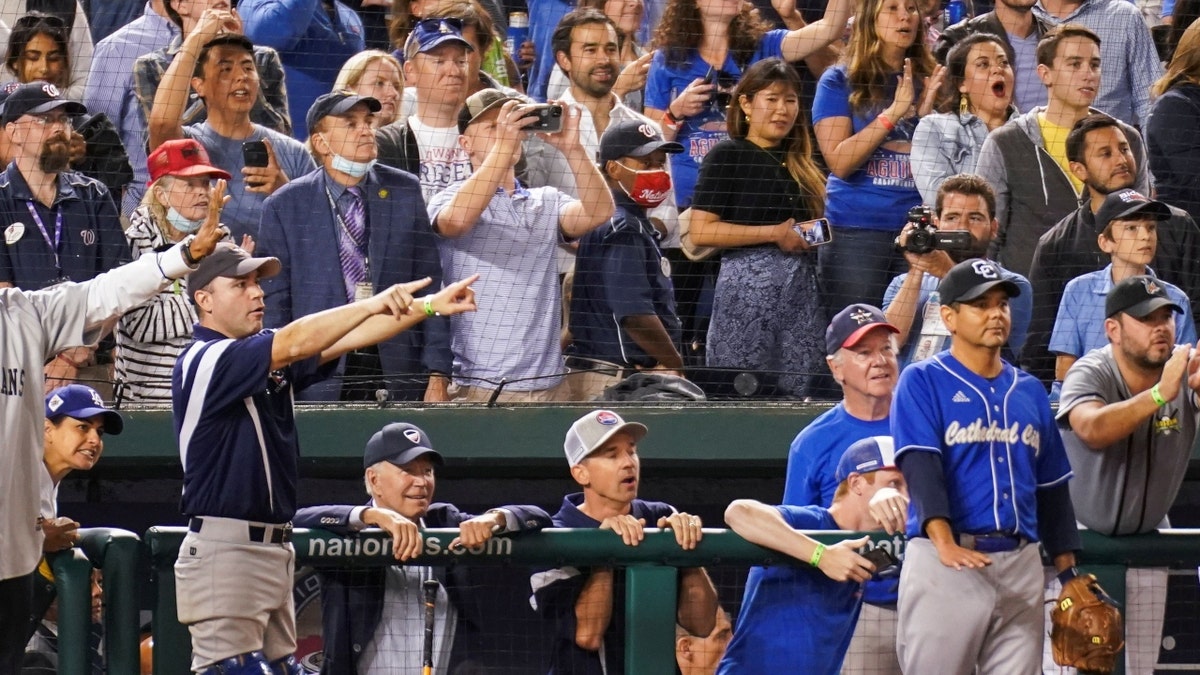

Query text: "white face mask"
[165, 206, 203, 233]
[330, 152, 377, 178]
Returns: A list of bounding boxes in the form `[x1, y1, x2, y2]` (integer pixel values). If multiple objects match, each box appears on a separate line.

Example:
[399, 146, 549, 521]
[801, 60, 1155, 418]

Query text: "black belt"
[566, 356, 632, 378]
[188, 517, 292, 544]
[958, 532, 1025, 553]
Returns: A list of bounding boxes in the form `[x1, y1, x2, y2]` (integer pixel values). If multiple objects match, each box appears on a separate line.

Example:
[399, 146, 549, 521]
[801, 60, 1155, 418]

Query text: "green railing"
[69, 527, 1194, 675]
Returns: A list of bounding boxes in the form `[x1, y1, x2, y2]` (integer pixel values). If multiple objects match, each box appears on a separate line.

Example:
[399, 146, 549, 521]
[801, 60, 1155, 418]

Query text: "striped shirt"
[115, 207, 196, 402]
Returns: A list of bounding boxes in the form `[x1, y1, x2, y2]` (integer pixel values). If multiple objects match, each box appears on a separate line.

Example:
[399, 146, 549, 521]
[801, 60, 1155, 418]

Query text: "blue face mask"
[165, 206, 203, 233]
[330, 152, 376, 178]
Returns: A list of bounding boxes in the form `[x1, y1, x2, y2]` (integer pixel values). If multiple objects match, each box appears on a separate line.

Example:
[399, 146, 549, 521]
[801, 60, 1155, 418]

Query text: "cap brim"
[629, 140, 684, 157]
[59, 408, 124, 435]
[841, 322, 900, 350]
[467, 96, 523, 127]
[330, 96, 383, 117]
[163, 164, 233, 182]
[420, 34, 474, 53]
[955, 278, 1021, 303]
[231, 256, 281, 280]
[1116, 296, 1183, 319]
[27, 99, 87, 117]
[1111, 201, 1172, 223]
[580, 422, 648, 461]
[384, 447, 444, 467]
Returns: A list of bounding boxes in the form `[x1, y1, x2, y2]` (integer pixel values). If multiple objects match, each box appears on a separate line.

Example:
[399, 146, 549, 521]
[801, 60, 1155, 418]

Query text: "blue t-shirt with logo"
[644, 30, 786, 208]
[812, 65, 922, 232]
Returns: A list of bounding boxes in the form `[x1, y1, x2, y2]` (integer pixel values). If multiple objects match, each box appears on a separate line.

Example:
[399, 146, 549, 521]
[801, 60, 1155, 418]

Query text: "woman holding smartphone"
[688, 58, 827, 397]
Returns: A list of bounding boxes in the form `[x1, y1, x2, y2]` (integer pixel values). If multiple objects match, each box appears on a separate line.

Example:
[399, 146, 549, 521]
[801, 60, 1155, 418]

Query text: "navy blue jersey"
[568, 197, 681, 367]
[172, 325, 333, 522]
[718, 506, 862, 675]
[533, 493, 677, 675]
[891, 352, 1072, 541]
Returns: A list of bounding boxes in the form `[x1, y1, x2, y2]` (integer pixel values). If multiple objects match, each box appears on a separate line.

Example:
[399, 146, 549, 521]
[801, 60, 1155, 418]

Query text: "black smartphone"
[862, 547, 901, 578]
[703, 67, 737, 110]
[520, 104, 564, 133]
[242, 140, 269, 168]
[793, 218, 833, 247]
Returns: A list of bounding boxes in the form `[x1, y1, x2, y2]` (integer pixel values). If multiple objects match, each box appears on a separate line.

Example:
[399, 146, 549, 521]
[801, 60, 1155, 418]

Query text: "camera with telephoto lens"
[901, 205, 974, 254]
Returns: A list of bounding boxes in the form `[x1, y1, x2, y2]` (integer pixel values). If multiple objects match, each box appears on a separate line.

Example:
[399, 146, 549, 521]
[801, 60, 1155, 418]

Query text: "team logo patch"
[47, 394, 63, 412]
[80, 229, 96, 246]
[971, 259, 999, 279]
[90, 389, 104, 407]
[4, 222, 24, 245]
[1153, 410, 1180, 436]
[1142, 278, 1162, 296]
[403, 428, 421, 444]
[1116, 189, 1147, 204]
[595, 411, 619, 426]
[638, 123, 655, 139]
[41, 83, 61, 98]
[850, 308, 872, 325]
[378, 188, 389, 199]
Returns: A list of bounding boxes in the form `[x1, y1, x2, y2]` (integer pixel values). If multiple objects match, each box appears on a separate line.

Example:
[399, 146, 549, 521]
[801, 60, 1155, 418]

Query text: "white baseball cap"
[563, 410, 648, 467]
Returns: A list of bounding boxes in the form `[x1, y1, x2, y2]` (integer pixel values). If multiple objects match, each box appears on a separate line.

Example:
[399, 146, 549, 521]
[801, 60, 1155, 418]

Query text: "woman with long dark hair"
[911, 33, 1015, 203]
[689, 58, 827, 397]
[1147, 19, 1200, 224]
[812, 0, 940, 312]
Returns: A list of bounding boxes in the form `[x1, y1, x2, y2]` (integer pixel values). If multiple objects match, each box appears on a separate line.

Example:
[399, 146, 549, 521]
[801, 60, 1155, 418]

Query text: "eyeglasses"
[24, 114, 71, 128]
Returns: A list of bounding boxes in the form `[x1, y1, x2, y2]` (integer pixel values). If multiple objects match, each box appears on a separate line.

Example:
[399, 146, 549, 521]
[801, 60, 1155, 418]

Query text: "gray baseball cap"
[188, 242, 281, 299]
[563, 410, 647, 467]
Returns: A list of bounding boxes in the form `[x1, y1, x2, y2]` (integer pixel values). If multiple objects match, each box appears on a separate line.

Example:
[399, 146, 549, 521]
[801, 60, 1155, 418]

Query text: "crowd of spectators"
[0, 0, 1198, 406]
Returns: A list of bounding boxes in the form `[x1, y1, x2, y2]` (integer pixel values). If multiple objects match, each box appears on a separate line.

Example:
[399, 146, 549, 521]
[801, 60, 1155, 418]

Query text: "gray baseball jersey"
[0, 246, 192, 580]
[1057, 344, 1198, 535]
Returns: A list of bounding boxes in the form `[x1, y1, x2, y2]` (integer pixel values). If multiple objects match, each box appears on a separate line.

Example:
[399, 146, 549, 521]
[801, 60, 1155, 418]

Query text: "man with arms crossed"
[172, 243, 477, 674]
[1058, 275, 1200, 672]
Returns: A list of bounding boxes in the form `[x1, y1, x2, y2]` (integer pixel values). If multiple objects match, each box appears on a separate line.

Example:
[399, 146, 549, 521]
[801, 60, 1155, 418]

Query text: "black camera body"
[902, 205, 974, 254]
[520, 103, 564, 133]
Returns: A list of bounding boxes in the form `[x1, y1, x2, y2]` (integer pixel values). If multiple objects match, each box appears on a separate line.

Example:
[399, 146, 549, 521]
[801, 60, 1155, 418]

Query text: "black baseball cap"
[457, 88, 522, 133]
[1094, 189, 1171, 232]
[938, 258, 1021, 305]
[1105, 275, 1183, 319]
[45, 384, 123, 435]
[598, 119, 683, 163]
[306, 91, 382, 137]
[363, 422, 445, 470]
[0, 81, 85, 125]
[825, 304, 899, 355]
[188, 242, 281, 299]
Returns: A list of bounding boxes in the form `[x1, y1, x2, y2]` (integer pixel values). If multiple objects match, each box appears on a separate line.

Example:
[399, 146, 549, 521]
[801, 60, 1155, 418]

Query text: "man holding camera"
[427, 89, 614, 401]
[883, 174, 1032, 368]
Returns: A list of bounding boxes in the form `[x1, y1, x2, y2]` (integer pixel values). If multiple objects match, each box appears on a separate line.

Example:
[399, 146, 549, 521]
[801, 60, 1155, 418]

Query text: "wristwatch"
[180, 235, 200, 267]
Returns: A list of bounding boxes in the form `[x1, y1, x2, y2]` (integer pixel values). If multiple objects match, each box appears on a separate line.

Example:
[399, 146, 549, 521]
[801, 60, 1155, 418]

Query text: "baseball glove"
[1049, 571, 1124, 673]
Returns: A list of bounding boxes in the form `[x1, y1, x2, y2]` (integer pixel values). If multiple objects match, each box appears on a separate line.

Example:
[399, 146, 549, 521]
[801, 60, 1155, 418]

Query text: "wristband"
[809, 542, 825, 567]
[1150, 383, 1167, 407]
[877, 114, 896, 131]
[661, 108, 682, 132]
[423, 298, 439, 317]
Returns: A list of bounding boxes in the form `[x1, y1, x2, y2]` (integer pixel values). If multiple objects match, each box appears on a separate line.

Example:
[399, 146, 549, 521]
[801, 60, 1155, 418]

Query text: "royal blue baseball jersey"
[891, 352, 1072, 541]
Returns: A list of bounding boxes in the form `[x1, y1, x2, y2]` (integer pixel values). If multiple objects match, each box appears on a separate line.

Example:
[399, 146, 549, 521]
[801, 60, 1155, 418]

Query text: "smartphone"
[862, 547, 901, 578]
[242, 140, 269, 168]
[702, 67, 736, 110]
[793, 218, 832, 247]
[519, 104, 564, 133]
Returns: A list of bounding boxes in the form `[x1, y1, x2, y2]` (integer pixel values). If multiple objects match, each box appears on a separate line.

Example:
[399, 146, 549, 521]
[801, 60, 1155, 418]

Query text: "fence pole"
[49, 548, 94, 675]
[78, 528, 142, 675]
[625, 565, 678, 674]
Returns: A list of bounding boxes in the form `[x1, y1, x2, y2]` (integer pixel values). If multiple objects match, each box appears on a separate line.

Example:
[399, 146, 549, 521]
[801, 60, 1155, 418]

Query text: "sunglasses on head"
[14, 12, 66, 29]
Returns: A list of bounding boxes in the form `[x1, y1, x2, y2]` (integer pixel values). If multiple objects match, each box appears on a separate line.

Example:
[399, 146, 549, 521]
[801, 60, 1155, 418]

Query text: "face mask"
[616, 163, 672, 208]
[165, 206, 203, 233]
[330, 152, 377, 178]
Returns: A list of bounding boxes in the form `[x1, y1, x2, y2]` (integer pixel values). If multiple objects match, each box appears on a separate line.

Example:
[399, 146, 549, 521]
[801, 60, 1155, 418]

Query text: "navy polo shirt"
[172, 325, 334, 523]
[568, 195, 681, 367]
[0, 162, 128, 289]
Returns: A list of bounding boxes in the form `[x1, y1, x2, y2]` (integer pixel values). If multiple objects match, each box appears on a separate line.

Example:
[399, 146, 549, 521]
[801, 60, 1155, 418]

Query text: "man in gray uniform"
[1057, 274, 1200, 673]
[0, 185, 226, 671]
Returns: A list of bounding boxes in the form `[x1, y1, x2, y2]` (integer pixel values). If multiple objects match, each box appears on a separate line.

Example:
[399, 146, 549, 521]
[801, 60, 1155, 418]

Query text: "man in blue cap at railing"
[531, 409, 718, 674]
[718, 435, 909, 674]
[293, 421, 551, 674]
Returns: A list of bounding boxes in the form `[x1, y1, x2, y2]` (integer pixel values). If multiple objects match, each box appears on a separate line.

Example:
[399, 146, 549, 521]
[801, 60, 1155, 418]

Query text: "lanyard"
[323, 185, 369, 274]
[26, 201, 64, 275]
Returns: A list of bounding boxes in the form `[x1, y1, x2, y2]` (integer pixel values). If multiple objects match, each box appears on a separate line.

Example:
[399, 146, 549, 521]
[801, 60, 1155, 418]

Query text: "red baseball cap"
[147, 139, 231, 185]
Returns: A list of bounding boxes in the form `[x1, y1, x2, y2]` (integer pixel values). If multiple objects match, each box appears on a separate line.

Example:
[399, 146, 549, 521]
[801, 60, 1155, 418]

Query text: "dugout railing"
[41, 527, 1184, 675]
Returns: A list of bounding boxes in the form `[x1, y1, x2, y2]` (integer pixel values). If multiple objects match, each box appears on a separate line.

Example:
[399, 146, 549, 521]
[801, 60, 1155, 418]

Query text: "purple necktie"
[338, 186, 367, 302]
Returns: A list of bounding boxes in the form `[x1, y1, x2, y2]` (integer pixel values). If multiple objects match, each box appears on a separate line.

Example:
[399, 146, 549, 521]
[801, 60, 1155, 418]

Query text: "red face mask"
[617, 163, 672, 208]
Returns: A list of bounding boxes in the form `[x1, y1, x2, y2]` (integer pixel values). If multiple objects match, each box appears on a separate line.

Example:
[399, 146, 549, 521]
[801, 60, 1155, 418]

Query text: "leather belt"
[958, 532, 1025, 553]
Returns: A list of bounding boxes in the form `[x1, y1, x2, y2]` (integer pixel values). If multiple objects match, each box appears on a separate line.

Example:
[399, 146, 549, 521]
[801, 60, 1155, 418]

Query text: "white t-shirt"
[409, 116, 473, 204]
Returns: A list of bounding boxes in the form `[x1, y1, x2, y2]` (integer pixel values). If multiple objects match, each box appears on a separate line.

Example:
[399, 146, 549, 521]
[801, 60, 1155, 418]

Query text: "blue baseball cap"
[305, 91, 381, 139]
[45, 384, 123, 435]
[825, 304, 898, 355]
[404, 17, 473, 59]
[363, 422, 445, 470]
[835, 436, 896, 483]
